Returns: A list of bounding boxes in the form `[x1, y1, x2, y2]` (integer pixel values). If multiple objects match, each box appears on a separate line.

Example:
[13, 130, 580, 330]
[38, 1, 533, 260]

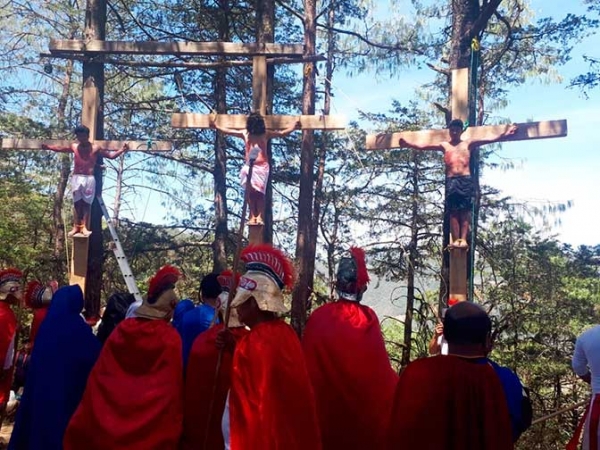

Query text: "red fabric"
[182, 324, 249, 450]
[30, 307, 48, 345]
[229, 320, 322, 450]
[64, 318, 183, 450]
[302, 301, 398, 449]
[0, 302, 17, 404]
[567, 400, 590, 450]
[387, 355, 514, 450]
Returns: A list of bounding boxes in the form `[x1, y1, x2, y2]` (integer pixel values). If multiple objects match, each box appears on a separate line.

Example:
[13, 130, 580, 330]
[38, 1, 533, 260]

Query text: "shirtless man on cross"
[209, 112, 300, 225]
[42, 125, 129, 237]
[399, 119, 517, 248]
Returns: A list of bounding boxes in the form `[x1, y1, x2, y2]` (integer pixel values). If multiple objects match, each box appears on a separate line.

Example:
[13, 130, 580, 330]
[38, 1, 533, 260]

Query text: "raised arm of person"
[41, 143, 72, 153]
[469, 123, 518, 148]
[100, 142, 129, 160]
[398, 134, 444, 151]
[209, 116, 246, 139]
[266, 119, 301, 139]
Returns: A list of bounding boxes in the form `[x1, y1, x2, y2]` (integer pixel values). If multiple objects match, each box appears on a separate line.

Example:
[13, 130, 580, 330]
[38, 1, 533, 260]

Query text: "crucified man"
[399, 119, 517, 249]
[42, 125, 129, 237]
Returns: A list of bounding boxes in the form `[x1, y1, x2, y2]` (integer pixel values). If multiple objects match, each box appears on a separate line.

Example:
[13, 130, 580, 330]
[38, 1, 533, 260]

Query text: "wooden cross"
[365, 68, 568, 302]
[170, 54, 346, 244]
[1, 83, 172, 292]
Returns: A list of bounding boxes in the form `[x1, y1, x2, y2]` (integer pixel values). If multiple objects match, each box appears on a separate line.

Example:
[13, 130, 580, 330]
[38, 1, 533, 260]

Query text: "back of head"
[335, 247, 370, 302]
[98, 292, 135, 344]
[246, 112, 266, 136]
[200, 273, 222, 300]
[49, 285, 84, 317]
[443, 301, 491, 346]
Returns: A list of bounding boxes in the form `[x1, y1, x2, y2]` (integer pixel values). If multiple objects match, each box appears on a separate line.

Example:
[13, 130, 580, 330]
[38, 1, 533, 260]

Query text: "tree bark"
[292, 0, 317, 336]
[212, 0, 231, 273]
[82, 0, 106, 320]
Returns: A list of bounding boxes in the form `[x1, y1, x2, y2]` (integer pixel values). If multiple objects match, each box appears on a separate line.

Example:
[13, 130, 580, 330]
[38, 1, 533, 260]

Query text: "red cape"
[302, 301, 398, 449]
[387, 355, 514, 450]
[64, 318, 183, 450]
[30, 307, 48, 346]
[0, 302, 17, 403]
[229, 320, 322, 450]
[182, 324, 249, 450]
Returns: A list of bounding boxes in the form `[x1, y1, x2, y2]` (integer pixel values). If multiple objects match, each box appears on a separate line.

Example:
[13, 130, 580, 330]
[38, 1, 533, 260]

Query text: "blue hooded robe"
[9, 285, 101, 450]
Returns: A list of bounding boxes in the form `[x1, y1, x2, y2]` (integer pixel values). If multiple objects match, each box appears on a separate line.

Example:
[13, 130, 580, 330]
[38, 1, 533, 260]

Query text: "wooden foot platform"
[70, 234, 89, 292]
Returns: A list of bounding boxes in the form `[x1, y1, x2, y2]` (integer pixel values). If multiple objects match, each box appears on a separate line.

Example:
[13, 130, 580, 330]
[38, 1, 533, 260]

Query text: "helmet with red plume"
[136, 265, 183, 321]
[0, 268, 23, 302]
[25, 280, 53, 309]
[335, 247, 370, 302]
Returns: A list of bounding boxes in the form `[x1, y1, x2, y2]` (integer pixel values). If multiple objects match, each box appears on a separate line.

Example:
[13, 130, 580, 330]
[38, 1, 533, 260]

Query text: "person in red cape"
[181, 269, 249, 450]
[0, 268, 22, 426]
[64, 265, 184, 450]
[302, 247, 398, 450]
[24, 280, 56, 346]
[387, 301, 514, 450]
[219, 244, 322, 450]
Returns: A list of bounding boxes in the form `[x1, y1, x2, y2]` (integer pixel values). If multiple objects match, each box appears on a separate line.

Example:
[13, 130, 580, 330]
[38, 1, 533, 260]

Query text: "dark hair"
[246, 112, 266, 136]
[443, 301, 491, 345]
[97, 292, 135, 345]
[200, 273, 222, 300]
[74, 125, 90, 135]
[448, 119, 464, 130]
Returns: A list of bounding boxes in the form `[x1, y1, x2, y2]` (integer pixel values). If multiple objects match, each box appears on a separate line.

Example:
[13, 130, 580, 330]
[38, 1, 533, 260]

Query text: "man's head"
[335, 247, 370, 302]
[0, 268, 23, 305]
[246, 112, 266, 136]
[136, 265, 182, 321]
[443, 301, 492, 356]
[231, 244, 295, 325]
[448, 119, 464, 141]
[217, 270, 243, 328]
[200, 273, 222, 307]
[74, 125, 91, 142]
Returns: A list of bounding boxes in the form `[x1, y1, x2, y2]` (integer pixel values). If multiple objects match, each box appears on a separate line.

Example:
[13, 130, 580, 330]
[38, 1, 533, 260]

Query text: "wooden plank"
[451, 68, 469, 122]
[82, 84, 99, 141]
[449, 247, 468, 302]
[366, 119, 568, 150]
[70, 235, 89, 294]
[172, 113, 346, 130]
[248, 223, 264, 245]
[50, 39, 304, 57]
[252, 56, 267, 115]
[1, 139, 172, 152]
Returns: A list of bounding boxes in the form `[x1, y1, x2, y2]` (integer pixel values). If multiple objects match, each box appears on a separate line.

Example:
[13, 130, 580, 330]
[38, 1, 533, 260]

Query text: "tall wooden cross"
[365, 68, 568, 303]
[0, 82, 171, 293]
[170, 53, 346, 244]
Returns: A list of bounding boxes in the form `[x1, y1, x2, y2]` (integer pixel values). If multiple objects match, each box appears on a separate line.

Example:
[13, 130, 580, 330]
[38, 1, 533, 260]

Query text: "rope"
[468, 37, 480, 302]
[531, 399, 589, 426]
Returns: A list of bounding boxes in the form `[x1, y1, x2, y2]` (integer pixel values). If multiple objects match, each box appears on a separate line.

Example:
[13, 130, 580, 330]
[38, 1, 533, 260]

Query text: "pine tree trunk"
[82, 0, 106, 320]
[292, 0, 317, 336]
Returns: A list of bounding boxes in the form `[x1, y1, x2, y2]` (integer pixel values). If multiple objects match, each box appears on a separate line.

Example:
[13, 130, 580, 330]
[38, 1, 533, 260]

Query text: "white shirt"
[573, 325, 600, 394]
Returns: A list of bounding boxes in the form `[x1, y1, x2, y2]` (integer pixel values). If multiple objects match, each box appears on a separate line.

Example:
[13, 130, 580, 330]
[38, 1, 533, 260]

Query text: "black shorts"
[446, 175, 473, 211]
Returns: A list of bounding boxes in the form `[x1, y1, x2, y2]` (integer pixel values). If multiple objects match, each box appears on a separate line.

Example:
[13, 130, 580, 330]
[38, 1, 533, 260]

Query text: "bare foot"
[457, 239, 469, 249]
[80, 227, 92, 237]
[67, 226, 80, 238]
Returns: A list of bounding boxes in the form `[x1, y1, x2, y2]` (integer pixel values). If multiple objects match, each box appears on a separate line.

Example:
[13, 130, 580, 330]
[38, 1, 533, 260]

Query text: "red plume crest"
[350, 247, 370, 289]
[241, 244, 296, 289]
[25, 280, 45, 309]
[147, 265, 182, 300]
[217, 269, 240, 290]
[0, 268, 23, 286]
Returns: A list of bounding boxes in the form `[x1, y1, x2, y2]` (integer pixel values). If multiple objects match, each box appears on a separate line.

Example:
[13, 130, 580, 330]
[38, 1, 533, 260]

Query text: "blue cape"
[179, 303, 219, 367]
[9, 285, 101, 450]
[173, 299, 195, 333]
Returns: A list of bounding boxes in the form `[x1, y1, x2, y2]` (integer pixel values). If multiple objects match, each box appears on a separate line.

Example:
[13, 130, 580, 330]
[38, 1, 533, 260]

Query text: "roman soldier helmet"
[136, 265, 182, 321]
[217, 269, 243, 328]
[231, 244, 295, 313]
[336, 247, 370, 302]
[0, 268, 23, 302]
[25, 280, 54, 309]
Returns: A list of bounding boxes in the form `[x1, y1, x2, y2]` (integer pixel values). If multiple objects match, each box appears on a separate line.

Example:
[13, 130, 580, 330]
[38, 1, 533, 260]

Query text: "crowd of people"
[0, 242, 594, 449]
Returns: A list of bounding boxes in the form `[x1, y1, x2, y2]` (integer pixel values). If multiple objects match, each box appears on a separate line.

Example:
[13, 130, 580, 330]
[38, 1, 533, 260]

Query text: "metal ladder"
[97, 196, 143, 303]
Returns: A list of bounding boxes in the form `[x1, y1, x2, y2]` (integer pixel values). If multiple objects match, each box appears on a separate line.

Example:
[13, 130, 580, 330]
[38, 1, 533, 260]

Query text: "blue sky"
[325, 0, 599, 247]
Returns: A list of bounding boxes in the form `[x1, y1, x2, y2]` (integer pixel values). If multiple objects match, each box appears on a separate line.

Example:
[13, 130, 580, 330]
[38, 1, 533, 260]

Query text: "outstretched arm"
[266, 119, 301, 139]
[469, 124, 518, 147]
[101, 142, 129, 160]
[209, 116, 245, 139]
[398, 134, 444, 151]
[41, 143, 72, 153]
